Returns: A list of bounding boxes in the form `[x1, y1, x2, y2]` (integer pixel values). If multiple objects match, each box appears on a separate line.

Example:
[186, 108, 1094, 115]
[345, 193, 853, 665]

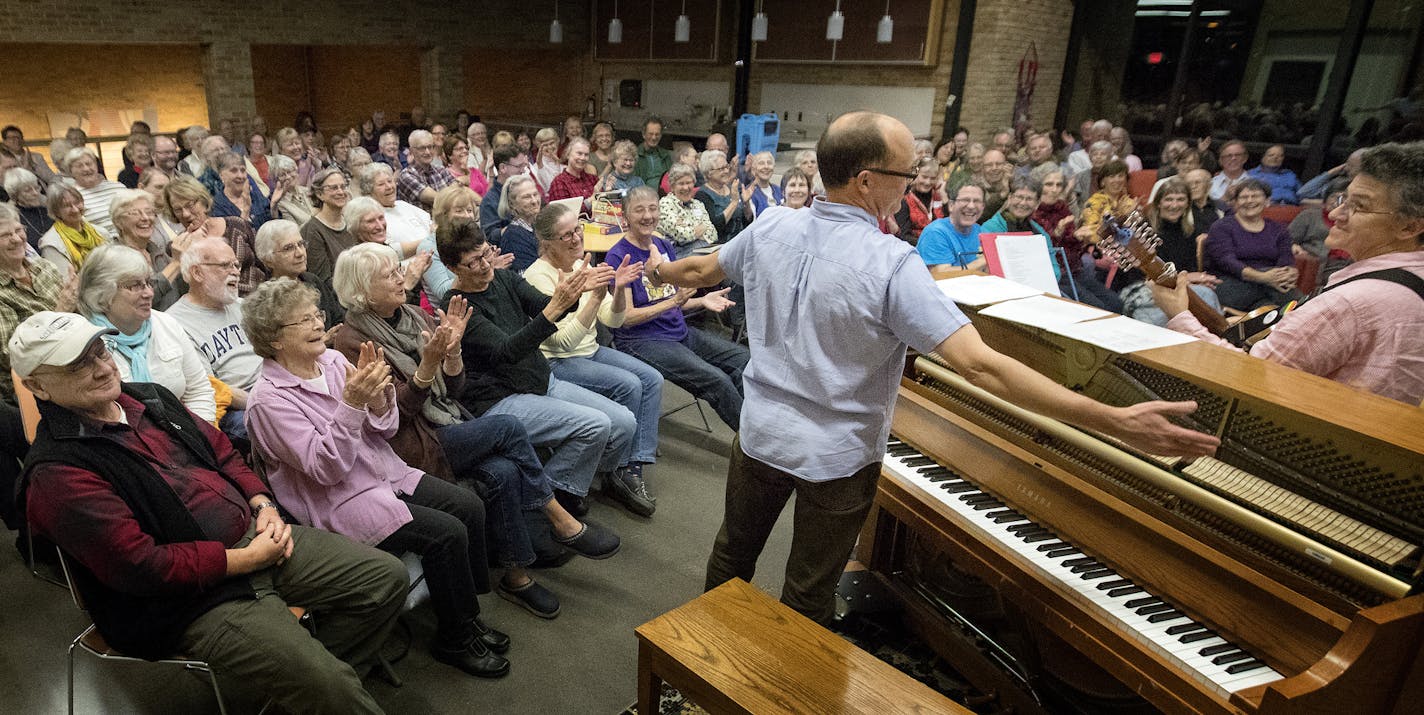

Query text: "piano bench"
[634, 578, 966, 714]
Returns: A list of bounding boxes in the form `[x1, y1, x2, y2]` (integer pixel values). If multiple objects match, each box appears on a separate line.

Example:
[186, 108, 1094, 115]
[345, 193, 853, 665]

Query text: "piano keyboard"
[883, 438, 1286, 696]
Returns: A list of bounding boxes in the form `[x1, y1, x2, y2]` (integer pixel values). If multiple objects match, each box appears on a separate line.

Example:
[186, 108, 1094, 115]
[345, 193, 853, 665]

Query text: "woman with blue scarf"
[77, 244, 217, 422]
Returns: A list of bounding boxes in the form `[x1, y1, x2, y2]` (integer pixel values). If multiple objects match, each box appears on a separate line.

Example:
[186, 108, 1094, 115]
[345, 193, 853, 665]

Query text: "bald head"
[818, 111, 913, 188]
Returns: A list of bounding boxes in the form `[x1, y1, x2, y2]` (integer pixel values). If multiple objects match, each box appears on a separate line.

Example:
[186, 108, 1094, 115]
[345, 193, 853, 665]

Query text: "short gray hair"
[332, 242, 401, 313]
[45, 183, 84, 221]
[1360, 141, 1424, 226]
[3, 167, 40, 198]
[268, 152, 297, 177]
[180, 236, 229, 282]
[794, 149, 817, 165]
[108, 189, 153, 233]
[624, 185, 659, 208]
[342, 196, 383, 232]
[698, 149, 726, 175]
[241, 277, 320, 360]
[498, 174, 537, 220]
[357, 162, 394, 196]
[61, 146, 98, 173]
[408, 129, 434, 147]
[666, 163, 696, 186]
[77, 244, 150, 317]
[254, 219, 302, 262]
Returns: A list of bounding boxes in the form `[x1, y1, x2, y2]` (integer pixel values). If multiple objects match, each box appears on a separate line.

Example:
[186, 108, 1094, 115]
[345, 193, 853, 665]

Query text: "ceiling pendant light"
[826, 0, 845, 41]
[675, 0, 691, 43]
[877, 1, 894, 43]
[751, 0, 769, 42]
[608, 0, 623, 44]
[549, 0, 563, 43]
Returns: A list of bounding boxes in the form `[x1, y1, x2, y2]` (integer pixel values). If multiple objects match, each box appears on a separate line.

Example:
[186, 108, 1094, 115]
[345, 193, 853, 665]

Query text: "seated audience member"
[12, 311, 406, 714]
[361, 163, 434, 259]
[78, 244, 215, 421]
[1150, 146, 1203, 200]
[268, 154, 316, 226]
[745, 151, 783, 218]
[496, 175, 543, 272]
[117, 135, 152, 189]
[557, 115, 584, 159]
[1248, 144, 1301, 205]
[597, 140, 645, 195]
[194, 136, 235, 198]
[256, 219, 342, 326]
[1, 125, 58, 184]
[547, 138, 599, 205]
[948, 142, 983, 195]
[979, 149, 1012, 218]
[1108, 126, 1142, 173]
[446, 135, 489, 197]
[286, 171, 351, 287]
[1075, 160, 1138, 245]
[345, 148, 373, 187]
[892, 158, 949, 245]
[918, 183, 986, 268]
[242, 279, 513, 676]
[1185, 167, 1221, 233]
[38, 184, 105, 275]
[1210, 140, 1250, 205]
[694, 150, 753, 243]
[424, 185, 489, 304]
[1070, 141, 1114, 211]
[658, 143, 698, 194]
[437, 219, 646, 516]
[985, 176, 1122, 312]
[1031, 167, 1089, 281]
[1155, 140, 1191, 180]
[1155, 142, 1424, 405]
[0, 204, 70, 403]
[163, 175, 266, 295]
[108, 189, 185, 310]
[274, 127, 322, 187]
[331, 245, 620, 608]
[467, 122, 494, 177]
[481, 144, 527, 244]
[375, 131, 403, 171]
[658, 165, 717, 258]
[397, 129, 456, 209]
[1204, 179, 1302, 311]
[166, 237, 263, 439]
[1290, 178, 1347, 260]
[634, 117, 672, 187]
[246, 133, 271, 185]
[6, 168, 53, 246]
[1299, 148, 1364, 201]
[211, 152, 273, 230]
[531, 128, 562, 196]
[988, 130, 1014, 159]
[780, 168, 813, 210]
[605, 187, 748, 432]
[587, 122, 615, 176]
[48, 139, 74, 180]
[327, 132, 352, 175]
[525, 204, 663, 484]
[1118, 179, 1222, 326]
[1065, 119, 1111, 176]
[794, 149, 824, 196]
[1015, 133, 1058, 180]
[65, 147, 125, 238]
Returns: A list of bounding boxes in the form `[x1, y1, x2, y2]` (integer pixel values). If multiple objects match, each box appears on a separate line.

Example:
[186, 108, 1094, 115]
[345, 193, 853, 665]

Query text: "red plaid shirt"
[547, 168, 599, 204]
[397, 163, 457, 206]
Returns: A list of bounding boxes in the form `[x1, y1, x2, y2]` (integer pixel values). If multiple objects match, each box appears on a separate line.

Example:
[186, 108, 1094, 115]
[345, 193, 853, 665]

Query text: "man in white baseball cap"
[9, 310, 117, 383]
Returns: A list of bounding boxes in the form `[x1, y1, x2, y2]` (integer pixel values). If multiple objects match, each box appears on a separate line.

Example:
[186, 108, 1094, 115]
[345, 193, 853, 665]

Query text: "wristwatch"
[652, 263, 665, 285]
[251, 500, 278, 516]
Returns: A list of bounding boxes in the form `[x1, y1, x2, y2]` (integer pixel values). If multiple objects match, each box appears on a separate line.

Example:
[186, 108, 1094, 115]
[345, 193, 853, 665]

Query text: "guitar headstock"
[1096, 210, 1177, 284]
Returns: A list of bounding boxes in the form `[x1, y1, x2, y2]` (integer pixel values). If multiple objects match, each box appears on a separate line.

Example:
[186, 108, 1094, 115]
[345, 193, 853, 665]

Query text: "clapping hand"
[698, 287, 735, 313]
[612, 254, 644, 290]
[438, 294, 472, 336]
[490, 247, 515, 271]
[343, 342, 392, 411]
[404, 251, 434, 290]
[547, 263, 589, 315]
[420, 324, 457, 366]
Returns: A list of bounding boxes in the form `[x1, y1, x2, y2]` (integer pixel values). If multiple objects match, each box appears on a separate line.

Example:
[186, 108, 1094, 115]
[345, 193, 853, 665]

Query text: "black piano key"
[1124, 596, 1160, 609]
[1106, 586, 1144, 597]
[1081, 569, 1117, 580]
[983, 508, 1013, 518]
[1147, 610, 1185, 623]
[1165, 623, 1205, 636]
[1199, 643, 1238, 657]
[904, 457, 935, 467]
[1063, 556, 1097, 568]
[1224, 660, 1269, 675]
[961, 493, 995, 504]
[1022, 532, 1057, 543]
[1212, 652, 1254, 666]
[888, 447, 916, 457]
[1005, 524, 1039, 535]
[1069, 561, 1103, 574]
[1095, 579, 1133, 591]
[917, 465, 950, 474]
[990, 512, 1027, 524]
[942, 483, 978, 493]
[1045, 546, 1079, 558]
[1036, 541, 1070, 552]
[1180, 630, 1218, 644]
[1135, 603, 1175, 617]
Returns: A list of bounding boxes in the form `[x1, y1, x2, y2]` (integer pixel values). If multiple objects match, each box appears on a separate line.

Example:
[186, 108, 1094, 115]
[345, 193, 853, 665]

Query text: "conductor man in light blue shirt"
[643, 111, 1219, 624]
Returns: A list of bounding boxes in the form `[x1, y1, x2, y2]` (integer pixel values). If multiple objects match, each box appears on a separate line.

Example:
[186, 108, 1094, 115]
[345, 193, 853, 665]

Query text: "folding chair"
[12, 369, 66, 587]
[661, 396, 712, 433]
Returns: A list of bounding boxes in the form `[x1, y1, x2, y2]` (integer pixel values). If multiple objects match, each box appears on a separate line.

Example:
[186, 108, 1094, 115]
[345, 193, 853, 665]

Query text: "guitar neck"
[1158, 272, 1231, 335]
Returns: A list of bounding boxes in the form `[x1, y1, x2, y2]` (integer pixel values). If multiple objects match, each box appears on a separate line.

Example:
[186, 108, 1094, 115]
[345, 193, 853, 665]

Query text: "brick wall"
[463, 48, 595, 124]
[958, 0, 1075, 141]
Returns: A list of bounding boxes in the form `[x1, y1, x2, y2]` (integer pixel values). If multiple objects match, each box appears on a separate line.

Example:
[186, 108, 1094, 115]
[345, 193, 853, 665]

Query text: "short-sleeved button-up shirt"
[397, 163, 456, 206]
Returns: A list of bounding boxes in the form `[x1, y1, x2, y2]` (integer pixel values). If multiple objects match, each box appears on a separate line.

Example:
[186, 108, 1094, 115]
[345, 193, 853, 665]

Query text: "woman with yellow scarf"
[37, 183, 107, 276]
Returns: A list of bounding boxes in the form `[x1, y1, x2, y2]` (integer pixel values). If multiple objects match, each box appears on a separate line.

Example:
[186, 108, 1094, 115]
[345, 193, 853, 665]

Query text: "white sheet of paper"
[978, 294, 1114, 329]
[935, 275, 1044, 306]
[1039, 315, 1197, 354]
[989, 233, 1060, 297]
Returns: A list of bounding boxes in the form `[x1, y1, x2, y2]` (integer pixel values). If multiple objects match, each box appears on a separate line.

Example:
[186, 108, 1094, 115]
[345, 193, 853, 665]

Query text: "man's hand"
[695, 287, 735, 313]
[643, 244, 667, 285]
[1100, 401, 1221, 458]
[226, 521, 292, 575]
[1150, 280, 1191, 319]
[250, 501, 293, 561]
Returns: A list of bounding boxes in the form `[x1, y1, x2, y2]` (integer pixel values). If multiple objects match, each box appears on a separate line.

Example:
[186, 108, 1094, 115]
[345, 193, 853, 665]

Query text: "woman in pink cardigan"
[242, 278, 511, 679]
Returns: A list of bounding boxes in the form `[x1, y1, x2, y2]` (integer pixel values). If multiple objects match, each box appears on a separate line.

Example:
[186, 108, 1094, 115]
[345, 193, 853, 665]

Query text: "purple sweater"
[1204, 216, 1294, 280]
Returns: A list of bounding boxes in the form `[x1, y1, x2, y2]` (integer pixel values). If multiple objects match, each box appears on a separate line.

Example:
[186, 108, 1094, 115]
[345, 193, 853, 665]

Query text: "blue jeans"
[616, 327, 749, 431]
[549, 347, 663, 465]
[484, 376, 635, 496]
[223, 408, 249, 442]
[436, 414, 550, 569]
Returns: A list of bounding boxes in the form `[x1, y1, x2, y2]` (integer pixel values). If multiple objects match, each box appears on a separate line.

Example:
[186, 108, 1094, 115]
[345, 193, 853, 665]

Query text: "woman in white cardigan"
[77, 244, 217, 422]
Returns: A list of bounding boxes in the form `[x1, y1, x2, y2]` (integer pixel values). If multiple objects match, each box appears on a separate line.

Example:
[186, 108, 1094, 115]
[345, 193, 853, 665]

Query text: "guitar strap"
[1313, 268, 1424, 303]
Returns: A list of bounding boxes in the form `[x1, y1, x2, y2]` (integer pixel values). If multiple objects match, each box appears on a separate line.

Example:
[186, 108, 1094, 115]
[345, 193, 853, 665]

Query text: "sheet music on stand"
[981, 232, 1060, 296]
[935, 275, 1043, 307]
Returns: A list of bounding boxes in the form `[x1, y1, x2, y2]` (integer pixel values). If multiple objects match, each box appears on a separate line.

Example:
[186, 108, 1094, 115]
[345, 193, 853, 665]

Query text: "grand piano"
[862, 269, 1424, 714]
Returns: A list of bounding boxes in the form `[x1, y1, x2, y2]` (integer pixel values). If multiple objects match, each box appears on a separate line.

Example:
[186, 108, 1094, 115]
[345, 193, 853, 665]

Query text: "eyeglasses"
[36, 343, 112, 378]
[383, 264, 407, 282]
[276, 240, 307, 255]
[859, 167, 918, 180]
[119, 278, 154, 293]
[460, 247, 499, 270]
[320, 181, 349, 192]
[121, 209, 157, 220]
[1331, 194, 1395, 217]
[281, 310, 326, 329]
[200, 260, 241, 271]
